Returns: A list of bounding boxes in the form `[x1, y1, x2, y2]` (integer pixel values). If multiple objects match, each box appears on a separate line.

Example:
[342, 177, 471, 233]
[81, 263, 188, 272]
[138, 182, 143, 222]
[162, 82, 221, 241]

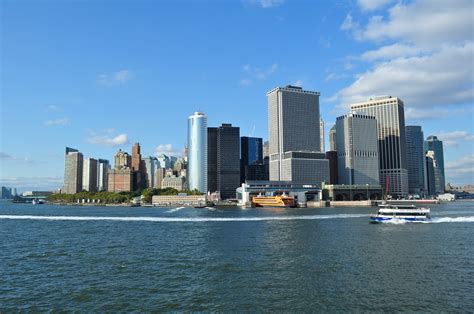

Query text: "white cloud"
[334, 43, 474, 110]
[86, 129, 129, 147]
[0, 152, 37, 164]
[245, 0, 284, 9]
[360, 43, 422, 61]
[44, 118, 71, 126]
[437, 131, 474, 148]
[358, 0, 473, 47]
[47, 104, 61, 111]
[155, 144, 183, 157]
[341, 13, 356, 31]
[357, 0, 393, 12]
[241, 63, 278, 85]
[445, 154, 474, 184]
[97, 70, 132, 86]
[293, 80, 303, 87]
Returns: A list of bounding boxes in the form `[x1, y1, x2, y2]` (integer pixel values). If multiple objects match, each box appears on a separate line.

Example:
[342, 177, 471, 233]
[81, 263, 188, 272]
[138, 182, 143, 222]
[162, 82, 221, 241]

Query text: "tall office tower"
[97, 159, 110, 191]
[207, 127, 218, 193]
[320, 117, 325, 152]
[131, 143, 145, 190]
[143, 156, 159, 188]
[325, 151, 338, 184]
[426, 150, 444, 194]
[63, 147, 83, 194]
[424, 136, 445, 192]
[425, 153, 436, 196]
[169, 156, 178, 168]
[187, 112, 208, 193]
[217, 124, 240, 199]
[131, 143, 142, 171]
[241, 136, 265, 183]
[329, 124, 337, 151]
[82, 157, 98, 192]
[157, 154, 171, 169]
[267, 85, 328, 184]
[263, 141, 269, 158]
[336, 113, 380, 185]
[350, 96, 408, 197]
[183, 145, 188, 162]
[108, 149, 133, 192]
[208, 124, 241, 199]
[405, 126, 426, 195]
[154, 167, 166, 189]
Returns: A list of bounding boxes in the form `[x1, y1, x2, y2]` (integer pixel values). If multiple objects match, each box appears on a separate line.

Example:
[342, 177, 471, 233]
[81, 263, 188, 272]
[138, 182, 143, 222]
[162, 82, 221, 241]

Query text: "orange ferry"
[252, 195, 295, 207]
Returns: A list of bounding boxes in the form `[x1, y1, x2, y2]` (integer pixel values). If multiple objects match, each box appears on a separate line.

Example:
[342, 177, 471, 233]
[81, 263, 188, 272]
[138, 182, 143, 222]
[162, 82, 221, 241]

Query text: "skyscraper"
[208, 124, 241, 199]
[405, 126, 425, 195]
[82, 157, 98, 192]
[63, 147, 83, 194]
[267, 85, 328, 184]
[108, 149, 133, 192]
[97, 159, 110, 192]
[320, 117, 325, 152]
[329, 124, 337, 151]
[336, 113, 379, 185]
[131, 143, 145, 190]
[241, 136, 265, 183]
[424, 136, 445, 192]
[350, 96, 408, 197]
[157, 154, 171, 169]
[425, 153, 436, 196]
[143, 156, 159, 189]
[187, 112, 208, 193]
[426, 150, 444, 194]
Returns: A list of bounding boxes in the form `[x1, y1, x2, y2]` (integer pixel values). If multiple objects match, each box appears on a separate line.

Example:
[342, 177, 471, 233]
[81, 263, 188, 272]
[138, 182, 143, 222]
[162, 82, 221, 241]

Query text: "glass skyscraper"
[405, 126, 425, 195]
[241, 136, 264, 183]
[187, 112, 208, 193]
[424, 136, 445, 191]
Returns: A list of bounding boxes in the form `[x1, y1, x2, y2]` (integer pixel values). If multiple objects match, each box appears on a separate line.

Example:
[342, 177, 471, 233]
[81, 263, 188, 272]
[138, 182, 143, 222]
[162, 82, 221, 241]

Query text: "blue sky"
[1, 0, 473, 191]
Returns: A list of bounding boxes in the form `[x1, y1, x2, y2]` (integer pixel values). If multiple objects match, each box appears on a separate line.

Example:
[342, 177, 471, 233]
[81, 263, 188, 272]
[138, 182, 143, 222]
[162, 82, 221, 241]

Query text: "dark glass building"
[208, 124, 240, 200]
[424, 135, 445, 191]
[240, 137, 265, 183]
[405, 126, 425, 195]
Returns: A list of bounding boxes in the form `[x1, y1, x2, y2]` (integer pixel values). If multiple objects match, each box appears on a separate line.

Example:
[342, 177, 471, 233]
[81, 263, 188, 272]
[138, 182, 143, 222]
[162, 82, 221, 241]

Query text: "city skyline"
[1, 0, 473, 191]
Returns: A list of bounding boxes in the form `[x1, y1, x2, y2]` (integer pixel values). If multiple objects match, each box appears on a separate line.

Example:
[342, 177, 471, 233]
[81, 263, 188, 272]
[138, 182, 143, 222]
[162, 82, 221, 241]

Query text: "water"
[1, 201, 473, 311]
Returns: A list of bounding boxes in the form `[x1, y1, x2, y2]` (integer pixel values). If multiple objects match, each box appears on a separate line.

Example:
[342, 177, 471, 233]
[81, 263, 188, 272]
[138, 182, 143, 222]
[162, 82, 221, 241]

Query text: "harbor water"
[1, 201, 473, 311]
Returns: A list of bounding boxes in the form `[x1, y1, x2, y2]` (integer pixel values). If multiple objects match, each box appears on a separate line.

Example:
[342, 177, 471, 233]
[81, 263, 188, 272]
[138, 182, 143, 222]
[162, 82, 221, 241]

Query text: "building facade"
[267, 85, 328, 184]
[336, 113, 380, 186]
[143, 156, 159, 189]
[82, 157, 98, 192]
[426, 150, 444, 194]
[329, 124, 337, 151]
[207, 127, 218, 193]
[240, 136, 265, 183]
[320, 117, 325, 152]
[97, 159, 110, 192]
[424, 135, 445, 192]
[350, 96, 408, 197]
[425, 154, 436, 196]
[161, 175, 185, 191]
[405, 126, 425, 195]
[155, 168, 166, 189]
[63, 147, 83, 194]
[325, 151, 338, 184]
[108, 149, 133, 192]
[187, 112, 208, 193]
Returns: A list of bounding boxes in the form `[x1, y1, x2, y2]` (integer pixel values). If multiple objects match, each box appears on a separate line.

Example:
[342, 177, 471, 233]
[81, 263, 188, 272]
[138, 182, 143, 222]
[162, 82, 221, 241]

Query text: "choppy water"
[1, 201, 473, 311]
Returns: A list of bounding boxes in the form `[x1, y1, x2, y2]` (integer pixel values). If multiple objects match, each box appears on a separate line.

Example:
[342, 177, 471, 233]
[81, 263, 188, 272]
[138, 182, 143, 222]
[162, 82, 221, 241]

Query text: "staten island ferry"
[252, 195, 295, 208]
[370, 204, 430, 223]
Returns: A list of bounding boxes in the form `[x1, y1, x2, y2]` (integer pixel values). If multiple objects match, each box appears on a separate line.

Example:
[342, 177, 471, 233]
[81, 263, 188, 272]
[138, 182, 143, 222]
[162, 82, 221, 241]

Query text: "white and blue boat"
[370, 204, 430, 223]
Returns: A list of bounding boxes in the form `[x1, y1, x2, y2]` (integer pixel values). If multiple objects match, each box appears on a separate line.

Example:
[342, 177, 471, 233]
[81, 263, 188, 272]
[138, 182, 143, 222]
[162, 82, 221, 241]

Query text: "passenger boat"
[370, 204, 430, 223]
[252, 195, 295, 208]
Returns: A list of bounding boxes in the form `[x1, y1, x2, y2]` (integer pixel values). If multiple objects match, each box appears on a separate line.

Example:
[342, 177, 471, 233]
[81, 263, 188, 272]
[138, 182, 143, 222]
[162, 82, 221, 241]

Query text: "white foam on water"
[0, 213, 367, 223]
[427, 216, 474, 223]
[165, 207, 186, 213]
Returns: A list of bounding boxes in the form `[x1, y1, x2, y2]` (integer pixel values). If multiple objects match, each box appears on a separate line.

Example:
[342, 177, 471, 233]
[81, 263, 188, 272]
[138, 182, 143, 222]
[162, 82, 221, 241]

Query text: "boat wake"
[378, 216, 474, 224]
[0, 213, 367, 222]
[165, 207, 186, 213]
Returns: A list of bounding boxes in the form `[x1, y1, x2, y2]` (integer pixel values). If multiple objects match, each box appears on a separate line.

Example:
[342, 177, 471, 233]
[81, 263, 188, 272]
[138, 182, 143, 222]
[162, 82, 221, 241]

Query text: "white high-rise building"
[187, 112, 208, 193]
[336, 113, 379, 185]
[143, 156, 159, 189]
[350, 96, 408, 197]
[267, 85, 328, 184]
[82, 157, 98, 192]
[97, 159, 110, 192]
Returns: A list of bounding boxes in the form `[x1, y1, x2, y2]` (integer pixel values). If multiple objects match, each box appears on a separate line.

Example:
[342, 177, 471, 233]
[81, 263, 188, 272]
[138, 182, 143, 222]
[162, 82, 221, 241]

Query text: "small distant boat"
[370, 204, 430, 223]
[252, 195, 295, 208]
[32, 198, 45, 205]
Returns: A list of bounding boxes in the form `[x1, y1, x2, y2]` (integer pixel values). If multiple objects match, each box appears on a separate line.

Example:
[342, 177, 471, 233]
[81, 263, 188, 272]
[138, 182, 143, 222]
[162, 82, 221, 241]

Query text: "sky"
[1, 0, 473, 192]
